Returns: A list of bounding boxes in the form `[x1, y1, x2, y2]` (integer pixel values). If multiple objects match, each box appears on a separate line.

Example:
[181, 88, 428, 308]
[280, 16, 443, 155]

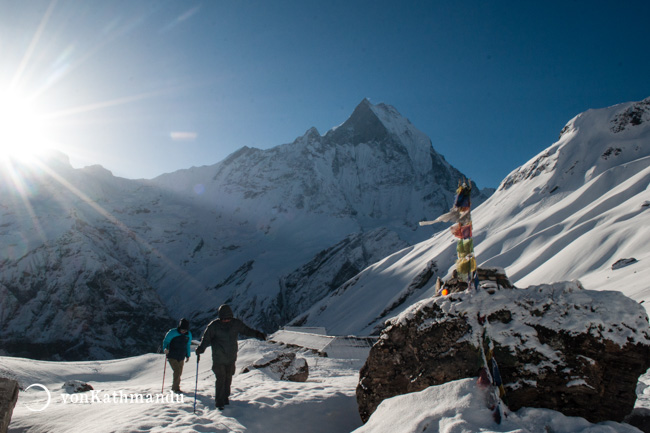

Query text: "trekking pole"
[161, 354, 167, 393]
[193, 355, 200, 413]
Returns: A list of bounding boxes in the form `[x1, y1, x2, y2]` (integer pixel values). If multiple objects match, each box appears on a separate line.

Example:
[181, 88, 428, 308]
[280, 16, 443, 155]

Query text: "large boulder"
[357, 281, 650, 424]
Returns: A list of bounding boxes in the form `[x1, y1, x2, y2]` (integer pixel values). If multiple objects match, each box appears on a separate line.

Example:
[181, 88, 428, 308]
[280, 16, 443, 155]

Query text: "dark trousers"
[212, 363, 235, 407]
[168, 358, 185, 392]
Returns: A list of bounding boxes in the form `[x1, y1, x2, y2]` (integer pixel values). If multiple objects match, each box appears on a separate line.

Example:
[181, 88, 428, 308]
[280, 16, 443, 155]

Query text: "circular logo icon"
[25, 383, 51, 412]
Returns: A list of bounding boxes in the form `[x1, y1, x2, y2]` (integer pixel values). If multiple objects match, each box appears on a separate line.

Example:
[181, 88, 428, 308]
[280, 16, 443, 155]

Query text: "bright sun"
[0, 89, 51, 162]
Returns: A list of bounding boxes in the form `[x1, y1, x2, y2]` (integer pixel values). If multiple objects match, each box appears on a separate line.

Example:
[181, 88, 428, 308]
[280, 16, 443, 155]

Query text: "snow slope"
[294, 97, 650, 335]
[478, 97, 650, 290]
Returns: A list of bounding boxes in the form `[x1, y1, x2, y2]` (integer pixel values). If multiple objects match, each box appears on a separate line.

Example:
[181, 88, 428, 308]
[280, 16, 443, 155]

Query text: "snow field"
[353, 378, 645, 433]
[6, 339, 365, 433]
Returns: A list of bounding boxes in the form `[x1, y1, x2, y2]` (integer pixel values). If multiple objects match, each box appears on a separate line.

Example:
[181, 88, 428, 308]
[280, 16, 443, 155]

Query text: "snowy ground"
[6, 340, 363, 433]
[5, 336, 650, 432]
[356, 377, 649, 433]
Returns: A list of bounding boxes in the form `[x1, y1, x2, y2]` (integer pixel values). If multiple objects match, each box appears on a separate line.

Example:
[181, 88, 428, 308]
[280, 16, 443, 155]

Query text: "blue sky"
[2, 0, 649, 188]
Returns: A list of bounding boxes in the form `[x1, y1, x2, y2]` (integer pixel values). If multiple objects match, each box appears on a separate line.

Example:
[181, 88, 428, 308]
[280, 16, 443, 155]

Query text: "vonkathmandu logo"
[24, 384, 52, 412]
[61, 390, 184, 405]
[24, 384, 184, 411]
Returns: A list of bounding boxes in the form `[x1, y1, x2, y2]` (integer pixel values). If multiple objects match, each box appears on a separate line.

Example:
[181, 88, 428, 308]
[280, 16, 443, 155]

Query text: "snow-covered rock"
[241, 351, 309, 382]
[357, 282, 650, 424]
[612, 258, 639, 270]
[62, 380, 93, 394]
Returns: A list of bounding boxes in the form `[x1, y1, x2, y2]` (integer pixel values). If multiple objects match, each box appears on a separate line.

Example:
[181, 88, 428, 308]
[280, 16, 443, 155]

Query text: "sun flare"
[0, 89, 51, 162]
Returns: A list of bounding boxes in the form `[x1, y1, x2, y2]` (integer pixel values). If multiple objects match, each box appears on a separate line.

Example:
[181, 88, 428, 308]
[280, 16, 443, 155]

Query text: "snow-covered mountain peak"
[366, 101, 415, 135]
[155, 99, 477, 230]
[323, 99, 428, 149]
[303, 126, 321, 140]
[147, 99, 489, 329]
[5, 148, 73, 172]
[0, 149, 76, 197]
[499, 97, 650, 195]
[324, 98, 392, 145]
[320, 99, 445, 183]
[292, 126, 322, 146]
[81, 164, 114, 178]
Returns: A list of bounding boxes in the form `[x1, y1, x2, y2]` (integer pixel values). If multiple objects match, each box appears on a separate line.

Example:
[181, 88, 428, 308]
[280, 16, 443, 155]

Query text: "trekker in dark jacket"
[162, 318, 192, 393]
[195, 304, 266, 409]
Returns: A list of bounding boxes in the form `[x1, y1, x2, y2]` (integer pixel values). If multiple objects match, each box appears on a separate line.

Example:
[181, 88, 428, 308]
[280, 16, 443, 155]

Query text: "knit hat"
[218, 304, 234, 320]
[178, 318, 190, 331]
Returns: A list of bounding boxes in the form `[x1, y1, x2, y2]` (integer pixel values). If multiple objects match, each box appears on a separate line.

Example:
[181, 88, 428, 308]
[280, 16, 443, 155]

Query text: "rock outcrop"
[63, 380, 94, 393]
[241, 351, 309, 382]
[0, 378, 18, 433]
[357, 281, 650, 424]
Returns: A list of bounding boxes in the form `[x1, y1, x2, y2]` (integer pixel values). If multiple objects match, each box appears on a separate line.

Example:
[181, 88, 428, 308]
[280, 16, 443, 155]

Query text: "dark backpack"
[168, 333, 189, 360]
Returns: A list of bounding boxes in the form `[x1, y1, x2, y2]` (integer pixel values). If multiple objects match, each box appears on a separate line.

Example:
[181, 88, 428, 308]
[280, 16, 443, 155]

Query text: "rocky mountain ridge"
[0, 99, 486, 360]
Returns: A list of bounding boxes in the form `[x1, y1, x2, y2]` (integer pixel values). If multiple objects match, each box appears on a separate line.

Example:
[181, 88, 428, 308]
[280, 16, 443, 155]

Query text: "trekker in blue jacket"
[162, 318, 192, 393]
